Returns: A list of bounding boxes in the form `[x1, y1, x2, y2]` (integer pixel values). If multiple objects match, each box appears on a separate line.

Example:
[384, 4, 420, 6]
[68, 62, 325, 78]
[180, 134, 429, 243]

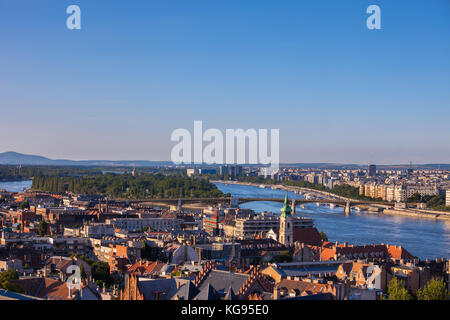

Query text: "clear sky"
[1, 0, 449, 164]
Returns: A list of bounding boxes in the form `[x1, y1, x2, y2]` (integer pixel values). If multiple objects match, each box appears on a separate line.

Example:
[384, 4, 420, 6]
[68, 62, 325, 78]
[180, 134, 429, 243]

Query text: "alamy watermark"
[66, 265, 82, 297]
[171, 121, 280, 175]
[366, 5, 381, 30]
[65, 5, 381, 31]
[66, 5, 81, 30]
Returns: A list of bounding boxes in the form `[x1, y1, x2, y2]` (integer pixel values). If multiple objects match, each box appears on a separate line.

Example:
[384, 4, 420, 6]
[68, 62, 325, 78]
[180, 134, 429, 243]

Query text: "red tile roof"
[292, 227, 323, 246]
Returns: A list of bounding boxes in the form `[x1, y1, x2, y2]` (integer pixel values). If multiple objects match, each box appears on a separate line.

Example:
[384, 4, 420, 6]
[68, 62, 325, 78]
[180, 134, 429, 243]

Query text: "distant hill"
[0, 152, 55, 165]
[0, 151, 449, 169]
[0, 152, 171, 167]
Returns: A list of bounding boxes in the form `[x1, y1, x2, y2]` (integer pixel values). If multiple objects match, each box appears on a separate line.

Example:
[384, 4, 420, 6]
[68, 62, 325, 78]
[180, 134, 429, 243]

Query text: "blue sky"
[1, 0, 449, 164]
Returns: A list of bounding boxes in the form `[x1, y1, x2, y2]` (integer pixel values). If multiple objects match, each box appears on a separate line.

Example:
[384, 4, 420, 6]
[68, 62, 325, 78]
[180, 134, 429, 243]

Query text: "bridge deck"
[127, 197, 391, 206]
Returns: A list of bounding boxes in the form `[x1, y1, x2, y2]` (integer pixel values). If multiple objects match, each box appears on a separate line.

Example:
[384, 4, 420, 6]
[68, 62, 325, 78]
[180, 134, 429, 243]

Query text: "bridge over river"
[125, 197, 394, 215]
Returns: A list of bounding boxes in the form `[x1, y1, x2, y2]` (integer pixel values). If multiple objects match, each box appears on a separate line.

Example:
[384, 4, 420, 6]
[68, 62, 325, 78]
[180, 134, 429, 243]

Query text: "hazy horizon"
[2, 150, 450, 166]
[1, 0, 449, 164]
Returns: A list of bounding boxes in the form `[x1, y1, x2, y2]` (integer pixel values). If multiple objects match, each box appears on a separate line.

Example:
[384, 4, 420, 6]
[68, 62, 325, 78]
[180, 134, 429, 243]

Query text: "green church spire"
[280, 193, 292, 217]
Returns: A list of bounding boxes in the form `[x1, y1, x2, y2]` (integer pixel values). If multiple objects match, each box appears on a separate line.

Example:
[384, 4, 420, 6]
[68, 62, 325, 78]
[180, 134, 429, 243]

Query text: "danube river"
[0, 180, 32, 192]
[215, 182, 450, 260]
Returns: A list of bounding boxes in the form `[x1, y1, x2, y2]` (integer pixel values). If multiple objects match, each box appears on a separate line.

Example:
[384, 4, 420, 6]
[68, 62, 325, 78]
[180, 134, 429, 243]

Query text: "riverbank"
[382, 208, 450, 221]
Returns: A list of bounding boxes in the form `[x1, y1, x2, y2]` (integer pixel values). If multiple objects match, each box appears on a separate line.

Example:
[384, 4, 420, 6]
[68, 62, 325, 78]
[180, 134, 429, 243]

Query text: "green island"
[31, 173, 225, 199]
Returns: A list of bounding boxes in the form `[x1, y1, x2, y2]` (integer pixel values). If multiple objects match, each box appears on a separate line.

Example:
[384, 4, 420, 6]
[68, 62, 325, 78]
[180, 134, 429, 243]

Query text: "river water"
[0, 180, 32, 192]
[214, 182, 450, 260]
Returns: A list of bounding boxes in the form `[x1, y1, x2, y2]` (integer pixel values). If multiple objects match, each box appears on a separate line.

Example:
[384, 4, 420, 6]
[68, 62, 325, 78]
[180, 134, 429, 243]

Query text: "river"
[214, 182, 450, 260]
[0, 180, 32, 192]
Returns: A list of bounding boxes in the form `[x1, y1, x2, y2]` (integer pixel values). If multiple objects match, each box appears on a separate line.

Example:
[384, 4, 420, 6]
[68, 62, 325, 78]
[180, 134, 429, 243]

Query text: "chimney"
[273, 285, 280, 300]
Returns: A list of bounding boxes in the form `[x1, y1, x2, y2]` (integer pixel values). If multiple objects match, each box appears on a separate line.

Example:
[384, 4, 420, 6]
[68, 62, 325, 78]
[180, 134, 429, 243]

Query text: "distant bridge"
[126, 197, 394, 215]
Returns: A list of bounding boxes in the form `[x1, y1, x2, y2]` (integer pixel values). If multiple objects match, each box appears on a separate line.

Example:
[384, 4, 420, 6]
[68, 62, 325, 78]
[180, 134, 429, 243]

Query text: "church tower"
[279, 193, 294, 246]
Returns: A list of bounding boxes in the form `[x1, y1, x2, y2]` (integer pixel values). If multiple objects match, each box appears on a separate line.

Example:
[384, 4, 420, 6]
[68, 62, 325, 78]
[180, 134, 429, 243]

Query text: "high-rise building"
[368, 164, 377, 177]
[186, 168, 199, 177]
[219, 165, 242, 178]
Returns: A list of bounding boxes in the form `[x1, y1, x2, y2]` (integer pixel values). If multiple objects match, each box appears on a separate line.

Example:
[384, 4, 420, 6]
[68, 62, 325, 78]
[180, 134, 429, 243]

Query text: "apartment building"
[231, 214, 314, 240]
[446, 190, 450, 207]
[106, 218, 183, 232]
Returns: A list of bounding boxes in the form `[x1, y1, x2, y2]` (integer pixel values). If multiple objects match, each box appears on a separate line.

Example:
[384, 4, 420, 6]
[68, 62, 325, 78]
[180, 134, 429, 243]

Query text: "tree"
[387, 277, 414, 300]
[92, 261, 112, 287]
[319, 231, 328, 242]
[407, 193, 422, 203]
[0, 270, 24, 293]
[79, 263, 87, 280]
[38, 219, 48, 236]
[19, 201, 30, 210]
[417, 278, 449, 300]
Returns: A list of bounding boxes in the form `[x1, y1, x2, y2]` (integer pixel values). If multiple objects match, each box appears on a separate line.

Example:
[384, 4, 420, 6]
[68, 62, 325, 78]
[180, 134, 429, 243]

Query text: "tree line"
[407, 193, 450, 212]
[31, 173, 226, 199]
[383, 277, 449, 300]
[0, 165, 102, 181]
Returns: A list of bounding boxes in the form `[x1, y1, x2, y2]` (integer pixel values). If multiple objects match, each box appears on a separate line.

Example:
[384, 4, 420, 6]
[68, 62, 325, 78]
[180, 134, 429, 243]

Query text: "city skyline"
[1, 0, 450, 164]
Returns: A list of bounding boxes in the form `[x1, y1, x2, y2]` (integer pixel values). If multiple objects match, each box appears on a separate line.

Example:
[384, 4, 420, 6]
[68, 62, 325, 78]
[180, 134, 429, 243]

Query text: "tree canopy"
[417, 278, 449, 300]
[0, 270, 24, 293]
[38, 219, 48, 236]
[32, 173, 225, 199]
[386, 277, 414, 300]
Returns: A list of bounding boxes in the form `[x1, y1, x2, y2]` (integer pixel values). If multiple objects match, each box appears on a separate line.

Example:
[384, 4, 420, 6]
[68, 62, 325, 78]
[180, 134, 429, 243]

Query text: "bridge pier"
[291, 199, 296, 214]
[344, 201, 351, 215]
[231, 195, 239, 208]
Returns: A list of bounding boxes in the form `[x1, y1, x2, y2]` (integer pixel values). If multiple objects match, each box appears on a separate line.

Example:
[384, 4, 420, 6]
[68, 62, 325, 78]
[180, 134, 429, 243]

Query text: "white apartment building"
[405, 186, 439, 199]
[394, 186, 407, 202]
[380, 185, 438, 203]
[386, 186, 396, 202]
[232, 214, 314, 240]
[81, 223, 115, 238]
[446, 190, 450, 207]
[385, 185, 406, 202]
[106, 218, 183, 232]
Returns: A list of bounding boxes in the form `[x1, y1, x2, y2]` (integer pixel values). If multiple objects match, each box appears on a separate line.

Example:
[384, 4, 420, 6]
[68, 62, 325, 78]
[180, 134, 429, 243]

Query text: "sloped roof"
[292, 228, 323, 246]
[137, 278, 191, 300]
[320, 243, 415, 261]
[194, 283, 221, 300]
[199, 270, 249, 297]
[278, 279, 336, 297]
[11, 277, 78, 300]
[386, 245, 414, 260]
[0, 289, 43, 300]
[171, 281, 199, 300]
[223, 286, 236, 300]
